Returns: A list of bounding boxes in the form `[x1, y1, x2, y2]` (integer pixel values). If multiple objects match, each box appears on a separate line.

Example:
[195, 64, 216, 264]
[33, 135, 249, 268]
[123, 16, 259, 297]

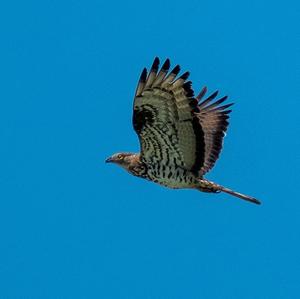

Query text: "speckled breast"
[145, 164, 197, 189]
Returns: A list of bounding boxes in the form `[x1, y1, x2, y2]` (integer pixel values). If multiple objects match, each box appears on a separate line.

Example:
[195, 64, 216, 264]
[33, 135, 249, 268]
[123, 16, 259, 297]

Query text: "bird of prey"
[106, 58, 260, 205]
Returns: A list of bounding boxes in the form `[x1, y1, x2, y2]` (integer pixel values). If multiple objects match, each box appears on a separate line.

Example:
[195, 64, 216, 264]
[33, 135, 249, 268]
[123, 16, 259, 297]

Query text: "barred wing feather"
[132, 57, 232, 176]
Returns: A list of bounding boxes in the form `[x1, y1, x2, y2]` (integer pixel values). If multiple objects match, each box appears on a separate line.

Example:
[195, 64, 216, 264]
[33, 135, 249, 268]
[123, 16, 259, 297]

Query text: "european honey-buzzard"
[106, 58, 260, 205]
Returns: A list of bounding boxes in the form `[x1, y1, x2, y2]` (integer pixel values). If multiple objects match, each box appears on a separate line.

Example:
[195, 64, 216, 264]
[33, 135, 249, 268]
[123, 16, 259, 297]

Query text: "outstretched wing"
[132, 57, 232, 175]
[196, 88, 233, 175]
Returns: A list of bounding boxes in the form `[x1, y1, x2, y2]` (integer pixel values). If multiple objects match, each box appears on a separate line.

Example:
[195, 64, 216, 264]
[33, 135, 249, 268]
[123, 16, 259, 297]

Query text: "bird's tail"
[196, 179, 261, 205]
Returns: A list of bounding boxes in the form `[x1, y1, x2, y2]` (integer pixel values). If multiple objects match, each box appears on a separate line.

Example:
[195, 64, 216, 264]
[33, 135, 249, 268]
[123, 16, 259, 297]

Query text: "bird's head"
[105, 152, 134, 166]
[105, 152, 145, 176]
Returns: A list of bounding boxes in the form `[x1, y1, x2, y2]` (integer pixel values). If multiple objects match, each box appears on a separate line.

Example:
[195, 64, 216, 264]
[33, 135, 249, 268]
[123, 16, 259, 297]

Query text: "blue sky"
[0, 0, 299, 298]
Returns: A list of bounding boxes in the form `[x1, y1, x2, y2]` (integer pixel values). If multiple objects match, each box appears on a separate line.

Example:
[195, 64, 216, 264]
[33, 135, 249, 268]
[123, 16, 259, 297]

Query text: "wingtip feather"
[151, 57, 160, 70]
[140, 68, 147, 82]
[161, 58, 170, 71]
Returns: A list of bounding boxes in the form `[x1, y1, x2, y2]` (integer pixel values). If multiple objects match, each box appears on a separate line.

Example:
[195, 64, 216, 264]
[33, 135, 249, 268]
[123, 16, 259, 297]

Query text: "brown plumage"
[106, 58, 261, 205]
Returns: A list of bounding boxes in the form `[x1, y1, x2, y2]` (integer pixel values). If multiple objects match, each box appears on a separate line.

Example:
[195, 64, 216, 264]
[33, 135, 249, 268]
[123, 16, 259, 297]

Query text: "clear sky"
[0, 0, 299, 298]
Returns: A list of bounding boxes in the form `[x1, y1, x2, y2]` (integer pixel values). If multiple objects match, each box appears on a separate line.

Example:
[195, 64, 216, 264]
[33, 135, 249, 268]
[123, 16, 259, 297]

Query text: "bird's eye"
[117, 154, 123, 159]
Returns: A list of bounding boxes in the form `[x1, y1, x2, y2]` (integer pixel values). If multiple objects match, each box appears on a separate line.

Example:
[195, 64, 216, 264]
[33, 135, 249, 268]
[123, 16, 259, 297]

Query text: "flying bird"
[106, 58, 260, 205]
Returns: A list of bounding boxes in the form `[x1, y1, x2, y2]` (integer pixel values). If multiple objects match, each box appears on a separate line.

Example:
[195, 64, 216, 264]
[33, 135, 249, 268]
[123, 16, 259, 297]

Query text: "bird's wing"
[196, 88, 233, 176]
[132, 57, 232, 175]
[133, 57, 203, 171]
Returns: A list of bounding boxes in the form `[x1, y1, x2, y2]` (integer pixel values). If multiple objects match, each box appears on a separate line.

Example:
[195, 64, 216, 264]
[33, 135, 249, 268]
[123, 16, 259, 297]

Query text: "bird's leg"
[197, 179, 261, 205]
[197, 179, 221, 193]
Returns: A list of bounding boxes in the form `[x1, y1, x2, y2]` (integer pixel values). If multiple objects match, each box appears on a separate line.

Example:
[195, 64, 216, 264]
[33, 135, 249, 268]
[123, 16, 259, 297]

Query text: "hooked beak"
[105, 156, 114, 163]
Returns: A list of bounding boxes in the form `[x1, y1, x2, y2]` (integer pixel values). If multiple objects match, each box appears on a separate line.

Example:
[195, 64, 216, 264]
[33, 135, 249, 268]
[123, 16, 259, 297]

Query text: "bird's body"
[145, 161, 197, 189]
[106, 58, 260, 205]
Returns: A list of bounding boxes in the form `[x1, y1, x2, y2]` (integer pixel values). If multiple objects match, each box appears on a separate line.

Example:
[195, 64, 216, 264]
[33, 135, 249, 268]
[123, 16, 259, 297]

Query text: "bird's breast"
[145, 164, 196, 189]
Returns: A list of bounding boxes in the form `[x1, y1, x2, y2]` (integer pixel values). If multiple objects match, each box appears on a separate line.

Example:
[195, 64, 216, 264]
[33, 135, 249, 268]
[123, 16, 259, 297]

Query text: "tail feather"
[197, 179, 261, 205]
[218, 185, 261, 205]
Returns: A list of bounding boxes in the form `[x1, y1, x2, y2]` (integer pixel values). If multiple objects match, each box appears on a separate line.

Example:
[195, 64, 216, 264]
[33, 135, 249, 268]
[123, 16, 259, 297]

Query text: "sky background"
[0, 0, 299, 298]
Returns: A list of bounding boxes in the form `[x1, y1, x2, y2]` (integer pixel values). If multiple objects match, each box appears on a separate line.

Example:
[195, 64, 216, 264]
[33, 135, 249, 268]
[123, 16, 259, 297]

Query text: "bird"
[106, 57, 261, 205]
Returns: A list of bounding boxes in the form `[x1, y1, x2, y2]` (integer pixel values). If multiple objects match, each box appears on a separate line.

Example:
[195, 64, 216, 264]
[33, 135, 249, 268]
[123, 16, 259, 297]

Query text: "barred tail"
[197, 179, 261, 205]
